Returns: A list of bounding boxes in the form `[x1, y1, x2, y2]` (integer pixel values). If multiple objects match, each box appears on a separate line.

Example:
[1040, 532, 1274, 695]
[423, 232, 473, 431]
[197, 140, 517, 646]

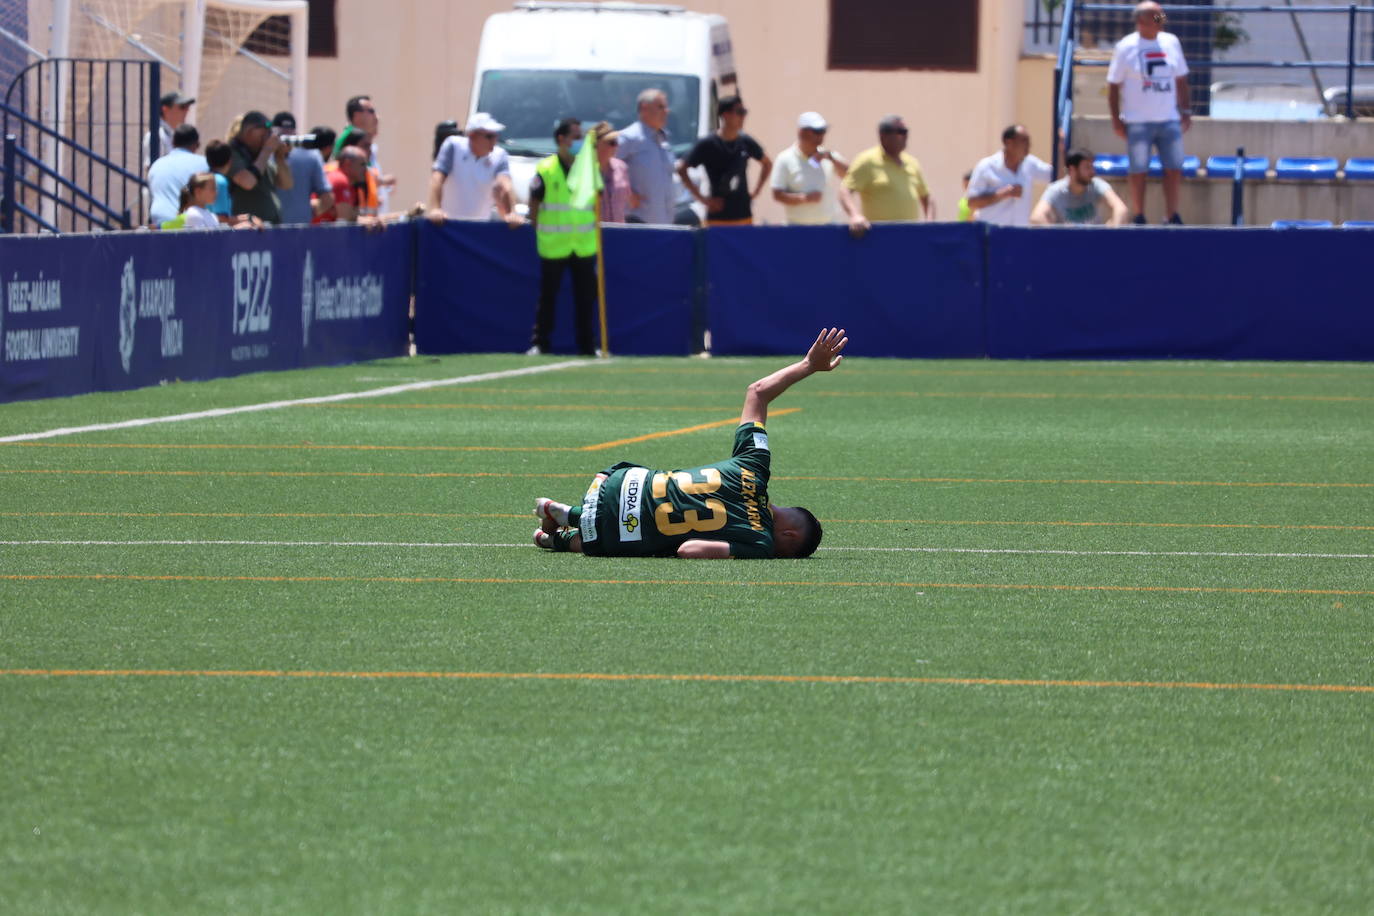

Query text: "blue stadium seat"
[1205, 156, 1269, 179]
[1274, 157, 1339, 180]
[1093, 154, 1129, 177]
[1342, 221, 1374, 228]
[1147, 155, 1200, 177]
[1271, 219, 1334, 228]
[1343, 158, 1374, 181]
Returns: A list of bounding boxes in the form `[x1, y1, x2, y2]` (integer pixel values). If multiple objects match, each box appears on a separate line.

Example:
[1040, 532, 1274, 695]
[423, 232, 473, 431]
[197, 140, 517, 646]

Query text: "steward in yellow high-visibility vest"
[528, 118, 603, 356]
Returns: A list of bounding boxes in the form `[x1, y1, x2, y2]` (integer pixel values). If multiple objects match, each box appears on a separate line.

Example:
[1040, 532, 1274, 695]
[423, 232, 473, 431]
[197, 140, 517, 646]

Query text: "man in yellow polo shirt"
[839, 115, 932, 235]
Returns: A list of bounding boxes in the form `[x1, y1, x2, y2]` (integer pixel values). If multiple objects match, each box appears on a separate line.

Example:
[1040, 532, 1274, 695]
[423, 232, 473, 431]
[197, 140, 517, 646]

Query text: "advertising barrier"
[5, 219, 1373, 404]
[414, 220, 697, 356]
[983, 226, 1374, 361]
[704, 223, 987, 358]
[0, 224, 414, 404]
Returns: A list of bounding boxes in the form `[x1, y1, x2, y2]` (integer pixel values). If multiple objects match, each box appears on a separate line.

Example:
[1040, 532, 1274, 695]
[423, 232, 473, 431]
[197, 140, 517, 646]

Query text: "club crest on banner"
[118, 258, 136, 373]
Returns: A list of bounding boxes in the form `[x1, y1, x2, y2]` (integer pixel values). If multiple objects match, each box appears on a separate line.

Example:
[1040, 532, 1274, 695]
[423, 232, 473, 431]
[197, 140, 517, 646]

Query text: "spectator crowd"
[145, 91, 415, 232]
[146, 2, 1185, 234]
[139, 1, 1184, 356]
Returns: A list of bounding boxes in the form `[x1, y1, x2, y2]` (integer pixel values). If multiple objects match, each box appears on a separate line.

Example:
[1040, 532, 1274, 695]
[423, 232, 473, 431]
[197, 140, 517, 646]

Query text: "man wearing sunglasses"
[839, 115, 932, 236]
[678, 95, 771, 227]
[1107, 0, 1192, 224]
[428, 112, 519, 224]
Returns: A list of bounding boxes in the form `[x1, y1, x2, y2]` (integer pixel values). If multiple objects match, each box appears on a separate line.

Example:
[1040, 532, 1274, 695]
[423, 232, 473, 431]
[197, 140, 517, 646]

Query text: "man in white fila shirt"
[1107, 0, 1192, 225]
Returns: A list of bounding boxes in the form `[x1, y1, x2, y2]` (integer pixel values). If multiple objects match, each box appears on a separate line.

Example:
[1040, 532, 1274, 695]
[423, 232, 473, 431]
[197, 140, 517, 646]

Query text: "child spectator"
[181, 172, 225, 229]
[204, 140, 234, 222]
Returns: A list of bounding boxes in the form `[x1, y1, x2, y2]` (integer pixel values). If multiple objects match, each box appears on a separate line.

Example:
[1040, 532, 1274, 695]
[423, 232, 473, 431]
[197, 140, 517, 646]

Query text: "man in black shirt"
[678, 96, 772, 226]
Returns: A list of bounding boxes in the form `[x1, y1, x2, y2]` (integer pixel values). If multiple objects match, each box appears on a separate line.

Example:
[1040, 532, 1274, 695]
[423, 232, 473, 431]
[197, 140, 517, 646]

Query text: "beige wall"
[308, 0, 1040, 221]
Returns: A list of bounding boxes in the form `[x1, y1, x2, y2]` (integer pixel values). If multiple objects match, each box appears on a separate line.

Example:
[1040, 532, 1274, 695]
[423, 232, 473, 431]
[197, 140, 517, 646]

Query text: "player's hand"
[805, 327, 847, 372]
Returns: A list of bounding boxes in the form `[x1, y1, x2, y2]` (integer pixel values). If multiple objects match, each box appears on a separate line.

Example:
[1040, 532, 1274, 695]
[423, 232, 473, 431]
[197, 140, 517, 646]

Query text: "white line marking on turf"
[2, 540, 1371, 560]
[0, 360, 598, 443]
[824, 547, 1374, 560]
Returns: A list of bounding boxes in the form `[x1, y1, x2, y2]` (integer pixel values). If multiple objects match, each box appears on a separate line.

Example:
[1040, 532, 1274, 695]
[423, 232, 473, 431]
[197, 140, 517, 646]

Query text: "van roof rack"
[513, 1, 688, 13]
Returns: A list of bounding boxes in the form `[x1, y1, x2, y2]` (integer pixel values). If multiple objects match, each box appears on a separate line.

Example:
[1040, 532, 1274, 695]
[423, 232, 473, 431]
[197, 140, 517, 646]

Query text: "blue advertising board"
[984, 226, 1374, 361]
[0, 223, 414, 403]
[414, 220, 697, 356]
[5, 219, 1374, 406]
[704, 222, 987, 358]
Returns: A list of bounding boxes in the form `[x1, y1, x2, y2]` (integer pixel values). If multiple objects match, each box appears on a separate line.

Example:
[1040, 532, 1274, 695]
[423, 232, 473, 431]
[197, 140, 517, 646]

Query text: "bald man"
[1107, 0, 1192, 224]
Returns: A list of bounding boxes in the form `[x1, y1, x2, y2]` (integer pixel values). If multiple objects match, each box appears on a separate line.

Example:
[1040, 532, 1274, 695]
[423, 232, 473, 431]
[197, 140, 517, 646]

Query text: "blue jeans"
[1126, 121, 1185, 174]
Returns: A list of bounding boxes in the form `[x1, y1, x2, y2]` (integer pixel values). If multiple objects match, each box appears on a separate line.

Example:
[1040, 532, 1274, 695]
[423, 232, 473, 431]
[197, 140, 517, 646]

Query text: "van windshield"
[476, 70, 701, 157]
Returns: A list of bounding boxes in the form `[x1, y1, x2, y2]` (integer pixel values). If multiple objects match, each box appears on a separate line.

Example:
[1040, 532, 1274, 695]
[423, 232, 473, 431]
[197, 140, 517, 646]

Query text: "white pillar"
[182, 0, 205, 117]
[289, 2, 307, 122]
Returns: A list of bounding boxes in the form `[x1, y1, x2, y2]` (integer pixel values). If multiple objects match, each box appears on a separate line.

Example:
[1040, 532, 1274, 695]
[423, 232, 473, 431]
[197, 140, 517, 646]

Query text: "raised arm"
[740, 327, 847, 426]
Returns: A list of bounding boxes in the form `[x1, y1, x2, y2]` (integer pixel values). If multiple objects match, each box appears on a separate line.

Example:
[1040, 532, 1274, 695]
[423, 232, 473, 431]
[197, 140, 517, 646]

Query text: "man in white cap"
[427, 112, 521, 223]
[770, 111, 848, 225]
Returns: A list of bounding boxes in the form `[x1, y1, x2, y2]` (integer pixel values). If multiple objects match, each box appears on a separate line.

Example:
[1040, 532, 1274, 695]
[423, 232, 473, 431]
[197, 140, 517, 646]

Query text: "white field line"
[2, 540, 1371, 560]
[0, 360, 598, 443]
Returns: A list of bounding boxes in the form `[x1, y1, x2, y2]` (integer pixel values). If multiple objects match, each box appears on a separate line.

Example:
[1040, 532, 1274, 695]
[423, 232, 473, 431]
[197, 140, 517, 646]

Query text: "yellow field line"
[3, 442, 577, 452]
[4, 573, 1372, 597]
[0, 511, 517, 519]
[574, 366, 1374, 381]
[579, 408, 800, 452]
[824, 518, 1374, 531]
[308, 403, 739, 411]
[809, 391, 1374, 403]
[0, 469, 588, 479]
[777, 475, 1374, 489]
[0, 668, 1368, 694]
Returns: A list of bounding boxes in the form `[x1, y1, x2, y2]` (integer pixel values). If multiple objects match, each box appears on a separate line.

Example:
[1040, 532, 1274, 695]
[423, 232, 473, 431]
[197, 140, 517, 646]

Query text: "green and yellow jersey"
[579, 422, 774, 558]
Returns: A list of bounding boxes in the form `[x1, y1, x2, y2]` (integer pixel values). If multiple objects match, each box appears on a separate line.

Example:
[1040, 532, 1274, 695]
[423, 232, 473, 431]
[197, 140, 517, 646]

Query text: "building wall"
[306, 0, 1036, 221]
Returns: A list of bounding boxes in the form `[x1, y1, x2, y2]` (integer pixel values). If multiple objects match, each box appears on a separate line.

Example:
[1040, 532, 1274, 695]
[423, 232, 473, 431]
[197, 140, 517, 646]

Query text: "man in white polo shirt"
[770, 111, 849, 225]
[966, 124, 1053, 227]
[428, 112, 521, 223]
[1107, 0, 1191, 224]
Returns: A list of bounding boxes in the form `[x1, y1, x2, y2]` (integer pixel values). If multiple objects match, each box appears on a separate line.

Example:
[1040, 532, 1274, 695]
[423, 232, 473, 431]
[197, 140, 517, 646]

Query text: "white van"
[469, 0, 737, 222]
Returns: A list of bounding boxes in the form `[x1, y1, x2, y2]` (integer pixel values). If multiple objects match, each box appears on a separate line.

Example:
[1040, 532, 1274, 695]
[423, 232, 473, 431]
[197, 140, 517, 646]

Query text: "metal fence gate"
[2, 57, 159, 233]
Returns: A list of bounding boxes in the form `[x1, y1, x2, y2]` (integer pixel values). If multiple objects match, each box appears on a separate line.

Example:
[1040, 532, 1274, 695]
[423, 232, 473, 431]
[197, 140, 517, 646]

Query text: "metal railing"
[1, 58, 159, 233]
[1055, 3, 1374, 163]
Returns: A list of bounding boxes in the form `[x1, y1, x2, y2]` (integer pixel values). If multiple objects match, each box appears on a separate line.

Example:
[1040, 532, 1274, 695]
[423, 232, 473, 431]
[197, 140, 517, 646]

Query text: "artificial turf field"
[1, 351, 1372, 913]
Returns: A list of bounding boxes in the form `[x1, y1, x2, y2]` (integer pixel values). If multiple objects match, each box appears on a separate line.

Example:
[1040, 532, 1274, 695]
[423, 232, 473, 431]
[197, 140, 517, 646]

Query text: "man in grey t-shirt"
[1031, 148, 1129, 226]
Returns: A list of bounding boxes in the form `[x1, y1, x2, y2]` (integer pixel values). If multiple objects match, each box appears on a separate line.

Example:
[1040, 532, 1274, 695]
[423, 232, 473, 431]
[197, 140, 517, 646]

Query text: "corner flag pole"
[595, 190, 610, 357]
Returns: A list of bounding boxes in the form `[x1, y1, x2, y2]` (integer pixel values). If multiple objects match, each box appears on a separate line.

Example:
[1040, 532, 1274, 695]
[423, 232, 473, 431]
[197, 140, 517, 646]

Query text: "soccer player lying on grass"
[533, 327, 848, 559]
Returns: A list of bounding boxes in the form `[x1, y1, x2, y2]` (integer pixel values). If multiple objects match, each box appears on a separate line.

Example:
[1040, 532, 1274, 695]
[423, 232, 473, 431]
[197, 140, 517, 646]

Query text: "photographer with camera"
[227, 110, 293, 225]
[271, 111, 333, 225]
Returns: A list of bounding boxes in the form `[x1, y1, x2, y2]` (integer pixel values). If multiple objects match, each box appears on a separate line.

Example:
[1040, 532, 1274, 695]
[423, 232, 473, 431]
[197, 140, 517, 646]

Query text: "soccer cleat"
[534, 497, 571, 533]
[533, 528, 555, 550]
